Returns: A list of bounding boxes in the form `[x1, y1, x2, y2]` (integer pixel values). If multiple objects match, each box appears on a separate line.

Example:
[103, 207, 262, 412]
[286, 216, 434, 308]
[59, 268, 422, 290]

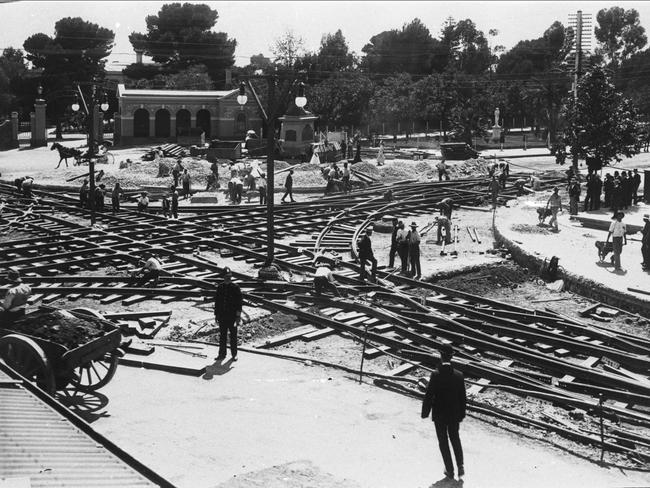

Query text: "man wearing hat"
[407, 222, 422, 279]
[642, 214, 650, 270]
[568, 177, 581, 215]
[313, 257, 341, 297]
[258, 173, 267, 205]
[606, 211, 627, 271]
[545, 187, 562, 232]
[1, 269, 32, 322]
[421, 344, 467, 480]
[134, 252, 163, 287]
[357, 227, 377, 282]
[214, 267, 243, 361]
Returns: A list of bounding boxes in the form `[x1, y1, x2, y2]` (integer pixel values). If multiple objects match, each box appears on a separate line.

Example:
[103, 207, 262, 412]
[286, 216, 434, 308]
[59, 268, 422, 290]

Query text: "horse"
[51, 142, 82, 169]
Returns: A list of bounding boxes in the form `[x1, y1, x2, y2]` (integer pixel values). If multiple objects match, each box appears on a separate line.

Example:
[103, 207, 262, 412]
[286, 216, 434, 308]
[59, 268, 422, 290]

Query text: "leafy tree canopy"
[0, 48, 28, 117]
[128, 3, 236, 84]
[441, 18, 491, 75]
[595, 7, 647, 66]
[561, 66, 641, 164]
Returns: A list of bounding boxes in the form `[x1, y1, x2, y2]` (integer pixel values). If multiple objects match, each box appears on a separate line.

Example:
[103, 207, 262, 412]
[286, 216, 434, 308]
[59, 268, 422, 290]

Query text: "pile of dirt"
[351, 162, 381, 176]
[295, 163, 322, 171]
[449, 158, 493, 178]
[9, 309, 115, 350]
[436, 263, 531, 294]
[510, 223, 549, 234]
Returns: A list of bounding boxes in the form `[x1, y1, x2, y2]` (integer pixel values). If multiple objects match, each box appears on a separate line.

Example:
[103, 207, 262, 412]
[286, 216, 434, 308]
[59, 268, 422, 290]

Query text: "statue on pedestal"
[491, 107, 502, 142]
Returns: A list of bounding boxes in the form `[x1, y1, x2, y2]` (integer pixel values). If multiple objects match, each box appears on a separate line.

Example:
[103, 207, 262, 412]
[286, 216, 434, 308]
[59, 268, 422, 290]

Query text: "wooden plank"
[561, 356, 599, 383]
[303, 327, 336, 341]
[256, 325, 317, 349]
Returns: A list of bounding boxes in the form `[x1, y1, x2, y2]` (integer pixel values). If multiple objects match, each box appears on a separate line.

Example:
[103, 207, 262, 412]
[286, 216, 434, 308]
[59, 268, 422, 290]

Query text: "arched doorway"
[176, 109, 191, 136]
[235, 112, 247, 135]
[133, 108, 149, 138]
[155, 109, 170, 138]
[301, 124, 314, 142]
[196, 109, 211, 139]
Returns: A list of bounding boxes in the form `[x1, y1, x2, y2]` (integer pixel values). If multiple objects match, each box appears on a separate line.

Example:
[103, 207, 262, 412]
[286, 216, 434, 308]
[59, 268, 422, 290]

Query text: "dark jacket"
[421, 363, 466, 423]
[643, 221, 650, 245]
[284, 174, 293, 190]
[214, 282, 243, 322]
[358, 234, 374, 259]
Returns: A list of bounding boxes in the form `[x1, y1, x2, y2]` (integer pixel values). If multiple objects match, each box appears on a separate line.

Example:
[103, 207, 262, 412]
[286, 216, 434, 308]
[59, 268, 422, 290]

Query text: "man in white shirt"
[1, 269, 32, 322]
[606, 211, 627, 271]
[313, 257, 341, 297]
[134, 252, 163, 287]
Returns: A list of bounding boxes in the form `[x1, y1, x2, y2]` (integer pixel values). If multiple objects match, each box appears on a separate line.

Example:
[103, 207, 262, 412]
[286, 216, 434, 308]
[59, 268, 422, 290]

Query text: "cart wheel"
[70, 352, 119, 391]
[0, 334, 56, 395]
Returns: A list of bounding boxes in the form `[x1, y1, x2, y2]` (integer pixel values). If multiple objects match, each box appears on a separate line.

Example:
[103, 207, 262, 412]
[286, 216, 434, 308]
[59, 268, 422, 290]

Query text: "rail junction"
[1, 175, 649, 468]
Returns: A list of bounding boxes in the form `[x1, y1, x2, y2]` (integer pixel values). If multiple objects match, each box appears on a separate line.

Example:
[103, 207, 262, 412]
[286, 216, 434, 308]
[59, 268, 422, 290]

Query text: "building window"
[285, 129, 297, 142]
[301, 124, 313, 142]
[197, 109, 211, 138]
[155, 109, 171, 138]
[176, 109, 191, 136]
[133, 108, 149, 138]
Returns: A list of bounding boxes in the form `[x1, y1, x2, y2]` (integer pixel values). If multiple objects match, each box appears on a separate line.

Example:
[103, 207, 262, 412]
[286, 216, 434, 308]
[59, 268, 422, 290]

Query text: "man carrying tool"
[358, 227, 377, 282]
[313, 256, 341, 297]
[0, 269, 32, 323]
[214, 267, 243, 361]
[421, 343, 466, 481]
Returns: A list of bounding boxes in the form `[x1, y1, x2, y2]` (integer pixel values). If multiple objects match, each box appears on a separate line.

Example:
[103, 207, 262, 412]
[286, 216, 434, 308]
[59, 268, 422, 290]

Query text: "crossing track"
[1, 178, 649, 462]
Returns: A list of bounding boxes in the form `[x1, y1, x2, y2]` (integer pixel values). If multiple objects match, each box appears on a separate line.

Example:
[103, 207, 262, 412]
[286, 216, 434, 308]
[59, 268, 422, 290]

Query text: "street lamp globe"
[100, 101, 109, 112]
[295, 82, 307, 108]
[71, 102, 80, 112]
[237, 82, 248, 106]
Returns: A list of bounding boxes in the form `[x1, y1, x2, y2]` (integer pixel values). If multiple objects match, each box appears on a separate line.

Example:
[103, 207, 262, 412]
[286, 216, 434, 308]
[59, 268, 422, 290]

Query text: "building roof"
[118, 84, 237, 99]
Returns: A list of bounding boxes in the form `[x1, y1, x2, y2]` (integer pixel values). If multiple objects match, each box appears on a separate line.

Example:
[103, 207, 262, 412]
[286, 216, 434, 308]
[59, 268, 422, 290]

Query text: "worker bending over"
[313, 257, 341, 297]
[0, 269, 32, 322]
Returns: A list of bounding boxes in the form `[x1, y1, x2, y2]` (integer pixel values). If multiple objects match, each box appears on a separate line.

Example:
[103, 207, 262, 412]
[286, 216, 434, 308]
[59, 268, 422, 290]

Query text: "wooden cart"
[0, 308, 121, 395]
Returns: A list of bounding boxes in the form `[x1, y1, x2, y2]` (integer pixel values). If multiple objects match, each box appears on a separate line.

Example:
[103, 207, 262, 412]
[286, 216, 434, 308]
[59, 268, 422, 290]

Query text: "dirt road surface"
[95, 352, 650, 488]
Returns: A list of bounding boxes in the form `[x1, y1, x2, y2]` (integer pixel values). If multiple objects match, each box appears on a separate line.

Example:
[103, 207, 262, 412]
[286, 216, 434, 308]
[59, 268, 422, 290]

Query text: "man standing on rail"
[358, 227, 377, 282]
[214, 267, 243, 361]
[281, 169, 295, 203]
[0, 269, 32, 322]
[422, 344, 466, 481]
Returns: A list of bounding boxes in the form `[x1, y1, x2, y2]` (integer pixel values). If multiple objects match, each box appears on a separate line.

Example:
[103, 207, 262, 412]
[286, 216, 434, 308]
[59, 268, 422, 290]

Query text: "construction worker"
[181, 169, 191, 199]
[133, 252, 163, 287]
[137, 192, 149, 213]
[568, 178, 581, 215]
[258, 173, 267, 205]
[488, 175, 500, 208]
[396, 221, 409, 275]
[0, 269, 32, 322]
[407, 222, 422, 279]
[171, 189, 179, 219]
[79, 179, 89, 208]
[21, 176, 34, 198]
[358, 227, 377, 282]
[313, 257, 341, 297]
[545, 187, 563, 232]
[437, 216, 452, 245]
[111, 182, 123, 213]
[439, 198, 453, 220]
[437, 159, 450, 181]
[214, 267, 243, 361]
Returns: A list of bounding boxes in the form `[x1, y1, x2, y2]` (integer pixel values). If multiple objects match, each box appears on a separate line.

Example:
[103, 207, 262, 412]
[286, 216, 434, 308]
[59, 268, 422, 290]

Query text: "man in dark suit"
[422, 344, 467, 480]
[214, 267, 243, 361]
[357, 227, 377, 282]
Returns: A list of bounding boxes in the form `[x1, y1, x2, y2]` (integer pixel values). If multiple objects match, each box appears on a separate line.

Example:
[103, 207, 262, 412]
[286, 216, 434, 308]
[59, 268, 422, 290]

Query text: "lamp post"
[237, 78, 306, 279]
[71, 85, 109, 226]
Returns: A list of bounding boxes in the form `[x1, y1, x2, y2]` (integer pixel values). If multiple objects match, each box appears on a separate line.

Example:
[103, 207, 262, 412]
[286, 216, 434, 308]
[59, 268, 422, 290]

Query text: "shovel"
[467, 226, 476, 243]
[472, 227, 482, 244]
[450, 225, 459, 257]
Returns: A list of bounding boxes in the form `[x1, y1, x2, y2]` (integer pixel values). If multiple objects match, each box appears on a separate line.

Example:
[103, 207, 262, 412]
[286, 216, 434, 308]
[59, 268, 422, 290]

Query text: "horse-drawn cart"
[0, 307, 121, 395]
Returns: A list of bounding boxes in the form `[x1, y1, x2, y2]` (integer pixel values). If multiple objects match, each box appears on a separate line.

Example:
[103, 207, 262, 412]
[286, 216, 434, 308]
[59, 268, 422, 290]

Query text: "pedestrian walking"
[545, 187, 562, 232]
[313, 257, 341, 297]
[258, 173, 267, 205]
[111, 182, 123, 213]
[171, 189, 179, 219]
[376, 140, 385, 166]
[422, 344, 466, 480]
[407, 222, 422, 279]
[388, 218, 399, 268]
[358, 227, 377, 282]
[181, 169, 191, 199]
[437, 159, 450, 181]
[79, 179, 89, 208]
[214, 267, 243, 361]
[568, 178, 580, 215]
[137, 191, 149, 213]
[281, 169, 295, 203]
[606, 211, 627, 272]
[637, 213, 650, 271]
[0, 269, 32, 323]
[172, 158, 183, 188]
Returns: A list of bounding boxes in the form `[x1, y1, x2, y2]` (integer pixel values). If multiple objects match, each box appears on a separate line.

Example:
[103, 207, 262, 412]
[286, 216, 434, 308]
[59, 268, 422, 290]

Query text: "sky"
[3, 1, 650, 68]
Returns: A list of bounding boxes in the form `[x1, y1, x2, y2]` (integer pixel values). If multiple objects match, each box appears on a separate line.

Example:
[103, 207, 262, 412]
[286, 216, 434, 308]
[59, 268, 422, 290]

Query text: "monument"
[491, 107, 502, 143]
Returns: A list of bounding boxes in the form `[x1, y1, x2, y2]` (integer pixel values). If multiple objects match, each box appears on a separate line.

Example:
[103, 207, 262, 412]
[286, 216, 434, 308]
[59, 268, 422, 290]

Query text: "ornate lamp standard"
[237, 79, 307, 280]
[71, 86, 109, 226]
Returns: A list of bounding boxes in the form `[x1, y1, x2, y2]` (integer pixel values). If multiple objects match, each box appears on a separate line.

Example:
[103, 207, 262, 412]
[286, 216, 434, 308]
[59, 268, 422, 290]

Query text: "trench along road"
[1, 176, 649, 464]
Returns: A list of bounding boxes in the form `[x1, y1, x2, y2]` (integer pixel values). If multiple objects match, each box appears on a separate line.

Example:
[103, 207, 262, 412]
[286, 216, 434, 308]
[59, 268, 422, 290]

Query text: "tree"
[561, 66, 642, 168]
[308, 73, 374, 129]
[130, 64, 213, 90]
[362, 19, 446, 75]
[271, 30, 305, 68]
[595, 7, 647, 66]
[23, 17, 114, 137]
[411, 74, 459, 138]
[128, 3, 236, 84]
[0, 48, 28, 117]
[369, 74, 416, 135]
[441, 18, 491, 75]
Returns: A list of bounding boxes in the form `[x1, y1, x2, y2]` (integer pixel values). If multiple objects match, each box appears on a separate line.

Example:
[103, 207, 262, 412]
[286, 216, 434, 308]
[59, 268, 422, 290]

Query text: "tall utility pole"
[568, 10, 592, 172]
